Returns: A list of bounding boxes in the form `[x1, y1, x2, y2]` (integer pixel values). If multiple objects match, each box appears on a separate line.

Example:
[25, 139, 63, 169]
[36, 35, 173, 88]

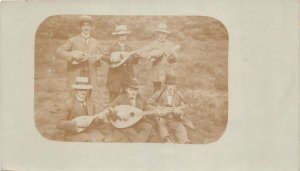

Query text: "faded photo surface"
[34, 15, 228, 144]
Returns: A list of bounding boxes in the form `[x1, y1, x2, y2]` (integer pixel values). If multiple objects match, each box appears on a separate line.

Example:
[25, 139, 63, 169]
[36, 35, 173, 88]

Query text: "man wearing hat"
[139, 23, 178, 93]
[106, 77, 153, 142]
[56, 15, 103, 92]
[102, 25, 140, 102]
[56, 77, 106, 142]
[148, 71, 194, 143]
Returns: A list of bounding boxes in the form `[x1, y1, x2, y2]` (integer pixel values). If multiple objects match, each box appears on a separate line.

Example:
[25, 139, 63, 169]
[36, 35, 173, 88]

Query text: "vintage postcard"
[1, 0, 299, 171]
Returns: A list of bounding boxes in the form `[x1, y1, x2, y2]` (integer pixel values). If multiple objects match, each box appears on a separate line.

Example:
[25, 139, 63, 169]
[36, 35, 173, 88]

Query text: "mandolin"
[72, 111, 108, 133]
[109, 105, 188, 128]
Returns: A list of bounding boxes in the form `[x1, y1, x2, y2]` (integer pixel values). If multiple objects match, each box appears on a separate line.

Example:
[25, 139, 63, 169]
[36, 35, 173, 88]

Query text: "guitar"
[109, 105, 188, 129]
[72, 110, 108, 133]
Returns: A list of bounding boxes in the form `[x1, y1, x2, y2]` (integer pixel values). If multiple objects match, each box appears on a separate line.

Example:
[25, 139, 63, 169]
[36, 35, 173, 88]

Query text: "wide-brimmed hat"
[165, 71, 178, 84]
[123, 77, 139, 89]
[155, 23, 171, 34]
[78, 15, 94, 26]
[112, 25, 132, 35]
[72, 77, 92, 89]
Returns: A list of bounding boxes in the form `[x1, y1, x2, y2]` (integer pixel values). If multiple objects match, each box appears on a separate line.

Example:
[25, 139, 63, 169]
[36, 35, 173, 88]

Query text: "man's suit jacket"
[56, 35, 101, 89]
[103, 43, 139, 93]
[56, 97, 96, 136]
[148, 89, 194, 129]
[139, 39, 177, 82]
[110, 93, 150, 111]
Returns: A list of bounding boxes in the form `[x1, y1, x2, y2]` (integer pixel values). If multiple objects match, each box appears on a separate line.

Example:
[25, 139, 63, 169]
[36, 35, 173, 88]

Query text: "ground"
[34, 36, 228, 144]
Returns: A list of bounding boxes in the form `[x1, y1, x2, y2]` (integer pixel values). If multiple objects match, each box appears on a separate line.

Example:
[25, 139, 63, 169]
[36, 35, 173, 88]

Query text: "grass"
[34, 37, 228, 144]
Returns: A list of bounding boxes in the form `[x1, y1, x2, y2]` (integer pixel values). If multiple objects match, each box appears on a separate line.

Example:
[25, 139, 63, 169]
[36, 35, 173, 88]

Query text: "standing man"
[56, 15, 102, 94]
[107, 77, 153, 143]
[102, 25, 140, 102]
[148, 71, 194, 144]
[139, 23, 178, 93]
[56, 77, 106, 142]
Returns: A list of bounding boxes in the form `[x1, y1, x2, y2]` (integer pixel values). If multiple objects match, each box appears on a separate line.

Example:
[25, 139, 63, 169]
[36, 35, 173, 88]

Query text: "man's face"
[118, 34, 128, 44]
[126, 87, 138, 99]
[157, 32, 167, 41]
[81, 22, 93, 35]
[76, 89, 88, 99]
[166, 84, 176, 95]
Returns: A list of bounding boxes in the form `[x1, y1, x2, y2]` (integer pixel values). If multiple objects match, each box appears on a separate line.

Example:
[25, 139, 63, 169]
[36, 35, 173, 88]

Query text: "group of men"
[55, 15, 194, 144]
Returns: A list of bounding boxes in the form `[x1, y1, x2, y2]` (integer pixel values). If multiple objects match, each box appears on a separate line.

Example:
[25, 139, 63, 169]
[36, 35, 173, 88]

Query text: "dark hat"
[165, 71, 177, 84]
[123, 77, 139, 89]
[78, 15, 94, 26]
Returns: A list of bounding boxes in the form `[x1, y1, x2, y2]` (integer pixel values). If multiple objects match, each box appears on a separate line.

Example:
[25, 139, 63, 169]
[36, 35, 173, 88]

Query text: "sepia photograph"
[2, 0, 299, 170]
[34, 15, 228, 144]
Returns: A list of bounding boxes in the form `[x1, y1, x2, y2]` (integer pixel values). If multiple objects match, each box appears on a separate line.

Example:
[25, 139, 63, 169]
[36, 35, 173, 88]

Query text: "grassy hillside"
[34, 16, 228, 144]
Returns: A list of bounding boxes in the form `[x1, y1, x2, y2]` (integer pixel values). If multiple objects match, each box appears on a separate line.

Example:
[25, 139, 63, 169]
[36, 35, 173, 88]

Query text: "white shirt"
[81, 33, 90, 45]
[127, 94, 136, 106]
[118, 42, 126, 51]
[76, 94, 86, 106]
[166, 90, 174, 105]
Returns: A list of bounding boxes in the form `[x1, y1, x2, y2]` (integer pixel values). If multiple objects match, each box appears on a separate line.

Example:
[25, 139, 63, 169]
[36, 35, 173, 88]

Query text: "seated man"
[148, 71, 195, 144]
[106, 77, 153, 143]
[56, 77, 106, 142]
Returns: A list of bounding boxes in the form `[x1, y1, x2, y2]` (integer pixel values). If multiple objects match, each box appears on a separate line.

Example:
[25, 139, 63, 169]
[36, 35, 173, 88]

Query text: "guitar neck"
[136, 110, 157, 117]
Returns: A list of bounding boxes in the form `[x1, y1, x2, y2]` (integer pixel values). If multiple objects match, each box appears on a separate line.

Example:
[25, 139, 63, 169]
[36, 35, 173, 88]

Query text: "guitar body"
[110, 105, 145, 129]
[109, 51, 133, 68]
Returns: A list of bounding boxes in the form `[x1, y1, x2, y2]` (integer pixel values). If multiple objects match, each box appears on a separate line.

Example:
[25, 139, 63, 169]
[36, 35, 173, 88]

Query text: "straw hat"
[78, 15, 94, 25]
[72, 77, 92, 89]
[112, 25, 132, 35]
[156, 23, 171, 34]
[123, 77, 139, 89]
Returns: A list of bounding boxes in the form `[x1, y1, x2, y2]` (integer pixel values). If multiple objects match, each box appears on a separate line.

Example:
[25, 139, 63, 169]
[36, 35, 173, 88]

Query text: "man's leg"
[170, 120, 190, 144]
[157, 118, 172, 142]
[120, 127, 139, 142]
[153, 82, 161, 93]
[134, 120, 153, 142]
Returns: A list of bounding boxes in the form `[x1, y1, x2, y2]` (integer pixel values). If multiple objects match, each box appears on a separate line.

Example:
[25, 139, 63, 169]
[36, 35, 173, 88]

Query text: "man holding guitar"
[56, 77, 107, 142]
[148, 71, 195, 143]
[56, 15, 103, 94]
[102, 25, 140, 102]
[139, 23, 178, 93]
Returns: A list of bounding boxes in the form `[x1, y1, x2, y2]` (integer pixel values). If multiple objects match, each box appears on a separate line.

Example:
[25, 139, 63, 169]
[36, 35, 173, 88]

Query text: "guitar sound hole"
[130, 112, 135, 117]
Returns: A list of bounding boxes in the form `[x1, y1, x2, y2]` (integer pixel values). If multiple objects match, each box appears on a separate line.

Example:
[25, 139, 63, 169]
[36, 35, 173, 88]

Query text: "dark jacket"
[102, 43, 139, 93]
[148, 89, 194, 129]
[56, 97, 97, 137]
[110, 93, 150, 111]
[56, 35, 101, 89]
